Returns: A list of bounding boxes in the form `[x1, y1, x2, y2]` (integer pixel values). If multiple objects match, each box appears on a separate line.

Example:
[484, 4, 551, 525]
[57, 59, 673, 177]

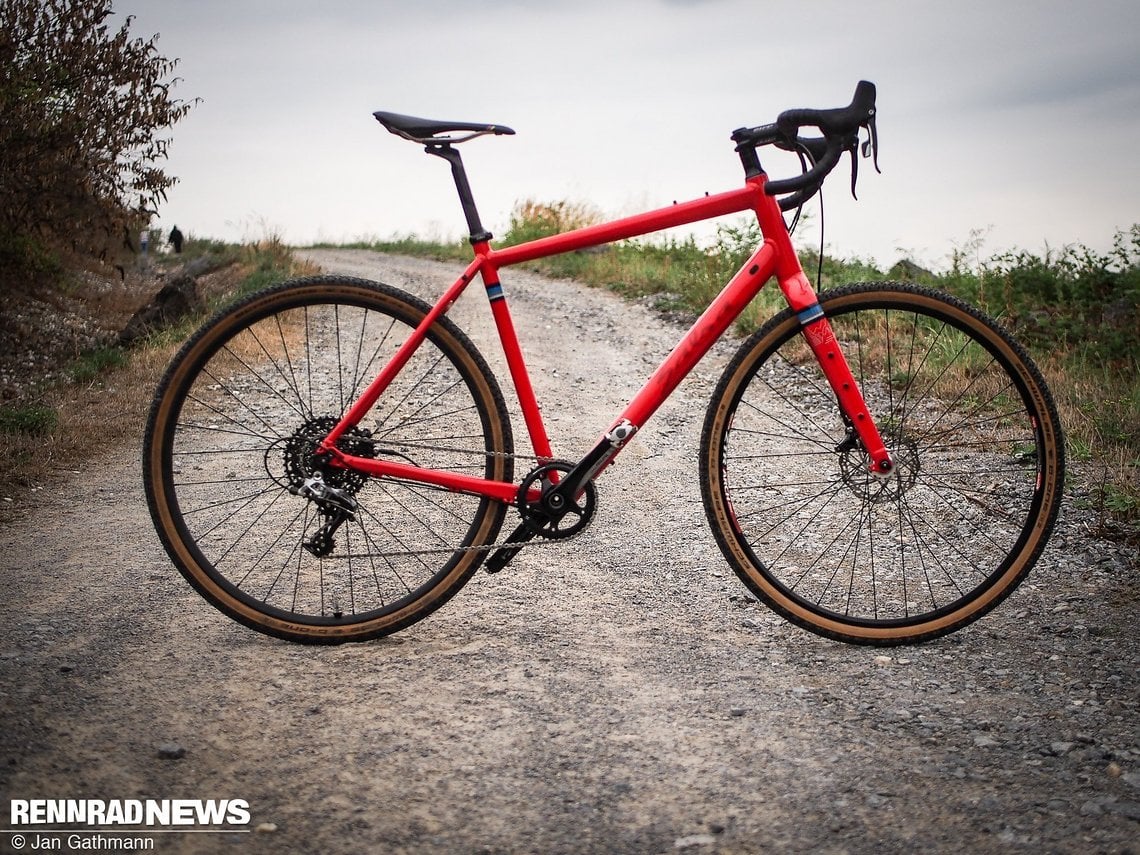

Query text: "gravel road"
[1, 249, 1137, 854]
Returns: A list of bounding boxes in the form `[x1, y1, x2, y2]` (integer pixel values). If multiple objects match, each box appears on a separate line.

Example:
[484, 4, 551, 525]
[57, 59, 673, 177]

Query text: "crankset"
[517, 460, 597, 539]
[483, 461, 597, 574]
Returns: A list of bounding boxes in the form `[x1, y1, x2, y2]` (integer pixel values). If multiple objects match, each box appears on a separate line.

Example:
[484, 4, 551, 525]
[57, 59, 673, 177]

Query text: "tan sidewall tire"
[700, 284, 1064, 645]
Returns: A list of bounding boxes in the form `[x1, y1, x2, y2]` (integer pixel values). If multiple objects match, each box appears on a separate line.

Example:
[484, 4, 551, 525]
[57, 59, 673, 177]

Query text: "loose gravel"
[0, 249, 1136, 854]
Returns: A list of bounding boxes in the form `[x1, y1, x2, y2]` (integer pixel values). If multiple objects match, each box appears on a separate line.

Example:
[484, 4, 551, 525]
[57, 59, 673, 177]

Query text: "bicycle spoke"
[271, 311, 307, 416]
[214, 344, 310, 425]
[146, 279, 512, 640]
[243, 322, 311, 419]
[704, 284, 1061, 642]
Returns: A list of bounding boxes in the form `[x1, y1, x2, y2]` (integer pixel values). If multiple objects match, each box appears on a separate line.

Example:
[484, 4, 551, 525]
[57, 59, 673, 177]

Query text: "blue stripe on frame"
[797, 304, 824, 325]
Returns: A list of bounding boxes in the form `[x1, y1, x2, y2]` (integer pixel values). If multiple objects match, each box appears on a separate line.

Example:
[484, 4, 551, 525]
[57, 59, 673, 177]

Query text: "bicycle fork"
[789, 290, 895, 476]
[753, 184, 895, 477]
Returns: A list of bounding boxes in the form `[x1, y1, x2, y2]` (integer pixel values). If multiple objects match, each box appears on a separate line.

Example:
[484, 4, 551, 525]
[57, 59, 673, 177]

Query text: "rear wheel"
[701, 282, 1064, 645]
[143, 276, 513, 643]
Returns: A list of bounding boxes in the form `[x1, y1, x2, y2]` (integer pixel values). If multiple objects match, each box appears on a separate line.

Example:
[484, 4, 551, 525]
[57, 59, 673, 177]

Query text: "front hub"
[838, 432, 919, 503]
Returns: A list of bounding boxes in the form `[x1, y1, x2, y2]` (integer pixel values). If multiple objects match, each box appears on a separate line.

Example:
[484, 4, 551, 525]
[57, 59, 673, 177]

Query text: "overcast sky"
[130, 0, 1139, 269]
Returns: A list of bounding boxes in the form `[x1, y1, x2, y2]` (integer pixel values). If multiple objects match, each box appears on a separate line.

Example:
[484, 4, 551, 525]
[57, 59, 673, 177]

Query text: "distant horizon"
[159, 219, 1137, 277]
[128, 0, 1139, 272]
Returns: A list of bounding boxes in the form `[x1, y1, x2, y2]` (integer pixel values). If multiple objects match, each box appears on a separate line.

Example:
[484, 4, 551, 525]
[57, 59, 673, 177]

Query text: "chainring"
[516, 460, 596, 540]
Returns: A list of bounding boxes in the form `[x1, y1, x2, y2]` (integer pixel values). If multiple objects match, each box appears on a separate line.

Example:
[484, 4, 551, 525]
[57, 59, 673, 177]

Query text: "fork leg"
[799, 309, 894, 474]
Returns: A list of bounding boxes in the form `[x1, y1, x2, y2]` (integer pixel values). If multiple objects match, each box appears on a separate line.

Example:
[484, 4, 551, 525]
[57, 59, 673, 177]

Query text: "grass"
[68, 346, 128, 384]
[0, 403, 57, 436]
[314, 235, 472, 263]
[0, 238, 312, 522]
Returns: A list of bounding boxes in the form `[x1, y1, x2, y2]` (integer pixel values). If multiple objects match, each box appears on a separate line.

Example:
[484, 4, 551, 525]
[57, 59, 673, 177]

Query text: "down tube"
[619, 241, 776, 432]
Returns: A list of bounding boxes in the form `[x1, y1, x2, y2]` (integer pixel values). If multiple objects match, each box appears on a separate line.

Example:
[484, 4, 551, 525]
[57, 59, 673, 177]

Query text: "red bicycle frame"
[319, 174, 893, 500]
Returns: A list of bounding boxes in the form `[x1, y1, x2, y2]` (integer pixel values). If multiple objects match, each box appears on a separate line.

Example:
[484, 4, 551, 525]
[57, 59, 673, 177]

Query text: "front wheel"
[143, 276, 514, 643]
[700, 282, 1064, 645]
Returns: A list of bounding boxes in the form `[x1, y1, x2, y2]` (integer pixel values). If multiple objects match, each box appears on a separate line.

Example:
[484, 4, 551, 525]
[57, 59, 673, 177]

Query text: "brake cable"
[779, 141, 826, 288]
[783, 147, 810, 235]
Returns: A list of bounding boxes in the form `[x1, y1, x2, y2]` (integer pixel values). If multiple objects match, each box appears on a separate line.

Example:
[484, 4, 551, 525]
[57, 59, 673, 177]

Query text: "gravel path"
[1, 249, 1137, 854]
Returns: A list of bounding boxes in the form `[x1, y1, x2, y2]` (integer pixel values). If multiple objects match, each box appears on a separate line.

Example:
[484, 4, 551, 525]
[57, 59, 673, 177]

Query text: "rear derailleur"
[293, 471, 358, 558]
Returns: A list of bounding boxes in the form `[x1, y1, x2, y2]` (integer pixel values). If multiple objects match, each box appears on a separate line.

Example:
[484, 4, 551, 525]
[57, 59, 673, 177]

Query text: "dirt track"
[1, 250, 1137, 854]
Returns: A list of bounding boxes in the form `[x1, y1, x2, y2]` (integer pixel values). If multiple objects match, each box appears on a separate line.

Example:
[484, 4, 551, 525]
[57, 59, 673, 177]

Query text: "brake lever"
[863, 113, 880, 174]
[849, 116, 881, 200]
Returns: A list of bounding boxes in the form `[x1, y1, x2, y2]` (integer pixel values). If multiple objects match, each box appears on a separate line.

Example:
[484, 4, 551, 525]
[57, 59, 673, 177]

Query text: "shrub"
[501, 199, 601, 246]
[0, 0, 196, 291]
[948, 226, 1140, 366]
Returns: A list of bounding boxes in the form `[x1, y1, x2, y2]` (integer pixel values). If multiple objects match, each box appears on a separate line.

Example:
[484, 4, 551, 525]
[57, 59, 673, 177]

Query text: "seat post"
[425, 144, 492, 244]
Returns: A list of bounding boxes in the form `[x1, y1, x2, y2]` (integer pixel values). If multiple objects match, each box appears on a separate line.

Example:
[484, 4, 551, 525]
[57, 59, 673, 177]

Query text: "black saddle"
[373, 111, 515, 143]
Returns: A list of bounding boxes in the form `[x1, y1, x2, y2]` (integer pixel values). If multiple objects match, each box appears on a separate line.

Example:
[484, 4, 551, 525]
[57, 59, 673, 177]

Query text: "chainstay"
[327, 447, 582, 558]
[359, 437, 538, 463]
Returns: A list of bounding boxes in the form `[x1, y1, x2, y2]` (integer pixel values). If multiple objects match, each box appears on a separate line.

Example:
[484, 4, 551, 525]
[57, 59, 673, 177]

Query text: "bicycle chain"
[342, 531, 579, 561]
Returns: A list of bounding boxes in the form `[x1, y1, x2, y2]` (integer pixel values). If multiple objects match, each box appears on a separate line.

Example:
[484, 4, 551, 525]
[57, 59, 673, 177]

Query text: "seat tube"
[427, 144, 554, 459]
[475, 249, 555, 461]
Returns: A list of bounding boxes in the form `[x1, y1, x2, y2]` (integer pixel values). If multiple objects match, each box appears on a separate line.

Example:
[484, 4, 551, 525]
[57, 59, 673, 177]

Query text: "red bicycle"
[143, 82, 1064, 645]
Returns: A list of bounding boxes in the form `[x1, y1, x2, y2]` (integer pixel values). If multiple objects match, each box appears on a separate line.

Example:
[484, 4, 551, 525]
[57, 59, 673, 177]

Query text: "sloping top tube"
[486, 183, 765, 267]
